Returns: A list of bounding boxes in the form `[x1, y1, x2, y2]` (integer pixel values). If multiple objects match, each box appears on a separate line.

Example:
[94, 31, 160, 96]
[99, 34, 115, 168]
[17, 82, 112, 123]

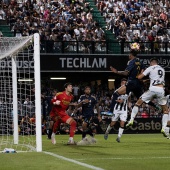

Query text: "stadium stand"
[0, 0, 170, 53]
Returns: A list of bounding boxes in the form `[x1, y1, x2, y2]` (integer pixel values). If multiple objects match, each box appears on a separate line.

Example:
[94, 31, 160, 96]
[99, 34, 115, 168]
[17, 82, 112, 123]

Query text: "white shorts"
[112, 110, 127, 122]
[141, 86, 167, 105]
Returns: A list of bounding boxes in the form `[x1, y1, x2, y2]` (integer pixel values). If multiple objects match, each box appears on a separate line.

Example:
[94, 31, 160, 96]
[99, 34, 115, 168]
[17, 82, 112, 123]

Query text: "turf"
[1, 134, 170, 170]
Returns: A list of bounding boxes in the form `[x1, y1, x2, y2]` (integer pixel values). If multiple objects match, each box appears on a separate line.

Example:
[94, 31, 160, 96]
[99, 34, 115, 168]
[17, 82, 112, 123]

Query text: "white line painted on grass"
[43, 151, 105, 170]
[76, 157, 170, 161]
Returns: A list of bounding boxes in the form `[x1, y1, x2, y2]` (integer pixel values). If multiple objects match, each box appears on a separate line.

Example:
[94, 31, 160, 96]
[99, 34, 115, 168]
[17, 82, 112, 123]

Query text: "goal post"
[34, 34, 42, 152]
[0, 33, 42, 152]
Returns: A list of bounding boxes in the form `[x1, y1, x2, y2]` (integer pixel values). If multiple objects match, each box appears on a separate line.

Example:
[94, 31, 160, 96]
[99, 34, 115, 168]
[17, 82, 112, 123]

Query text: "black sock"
[87, 129, 94, 137]
[48, 129, 52, 139]
[148, 101, 156, 108]
[110, 91, 119, 112]
[82, 131, 87, 139]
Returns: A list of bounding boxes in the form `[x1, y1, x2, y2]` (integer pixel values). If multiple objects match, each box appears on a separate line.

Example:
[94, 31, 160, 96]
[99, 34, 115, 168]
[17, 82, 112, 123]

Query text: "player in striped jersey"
[104, 78, 130, 142]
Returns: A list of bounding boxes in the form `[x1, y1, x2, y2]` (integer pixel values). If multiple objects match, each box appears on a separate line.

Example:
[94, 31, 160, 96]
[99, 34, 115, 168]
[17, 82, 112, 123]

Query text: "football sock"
[118, 127, 124, 138]
[52, 119, 61, 133]
[105, 124, 112, 134]
[48, 129, 52, 139]
[148, 101, 156, 108]
[82, 131, 87, 139]
[70, 120, 77, 137]
[162, 114, 168, 129]
[87, 129, 94, 137]
[130, 105, 139, 122]
[110, 92, 119, 112]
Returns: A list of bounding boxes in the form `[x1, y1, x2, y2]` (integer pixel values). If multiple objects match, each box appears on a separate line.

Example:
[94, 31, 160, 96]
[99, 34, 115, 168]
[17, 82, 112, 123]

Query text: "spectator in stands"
[0, 6, 6, 20]
[1, 0, 170, 53]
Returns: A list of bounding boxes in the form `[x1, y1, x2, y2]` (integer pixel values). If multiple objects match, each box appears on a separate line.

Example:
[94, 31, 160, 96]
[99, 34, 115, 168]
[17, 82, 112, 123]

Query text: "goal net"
[0, 34, 42, 152]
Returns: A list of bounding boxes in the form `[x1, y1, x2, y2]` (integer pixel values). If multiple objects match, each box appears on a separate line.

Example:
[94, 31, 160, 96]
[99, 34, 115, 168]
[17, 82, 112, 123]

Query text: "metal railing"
[40, 41, 170, 54]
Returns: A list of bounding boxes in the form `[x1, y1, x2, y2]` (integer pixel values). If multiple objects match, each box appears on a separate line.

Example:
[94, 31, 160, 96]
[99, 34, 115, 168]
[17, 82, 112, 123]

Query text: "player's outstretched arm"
[110, 66, 129, 76]
[137, 73, 145, 79]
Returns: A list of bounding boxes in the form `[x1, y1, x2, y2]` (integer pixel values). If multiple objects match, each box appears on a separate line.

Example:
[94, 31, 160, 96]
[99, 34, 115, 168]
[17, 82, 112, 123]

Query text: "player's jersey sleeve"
[51, 96, 57, 104]
[143, 66, 152, 76]
[51, 92, 64, 104]
[78, 95, 84, 103]
[125, 60, 134, 72]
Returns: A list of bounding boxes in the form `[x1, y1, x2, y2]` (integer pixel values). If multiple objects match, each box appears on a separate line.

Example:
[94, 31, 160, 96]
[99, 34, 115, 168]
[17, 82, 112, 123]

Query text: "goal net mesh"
[0, 36, 38, 152]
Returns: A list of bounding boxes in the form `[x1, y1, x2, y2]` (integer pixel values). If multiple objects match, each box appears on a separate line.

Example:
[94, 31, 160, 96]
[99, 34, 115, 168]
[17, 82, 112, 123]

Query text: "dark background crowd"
[16, 79, 167, 135]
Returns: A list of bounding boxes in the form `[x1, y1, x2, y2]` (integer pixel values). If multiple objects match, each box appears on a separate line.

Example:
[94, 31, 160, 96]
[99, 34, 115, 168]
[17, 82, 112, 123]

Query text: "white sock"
[162, 114, 168, 129]
[106, 124, 112, 134]
[130, 106, 139, 122]
[52, 132, 55, 136]
[165, 127, 170, 135]
[118, 127, 124, 138]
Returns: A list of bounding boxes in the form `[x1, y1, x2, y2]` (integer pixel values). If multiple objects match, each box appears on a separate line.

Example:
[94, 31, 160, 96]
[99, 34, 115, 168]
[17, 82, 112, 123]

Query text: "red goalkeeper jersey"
[51, 91, 74, 116]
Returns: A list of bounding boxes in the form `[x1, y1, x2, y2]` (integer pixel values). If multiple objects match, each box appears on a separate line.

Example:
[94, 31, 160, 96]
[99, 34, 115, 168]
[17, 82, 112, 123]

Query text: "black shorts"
[126, 80, 143, 99]
[83, 115, 93, 124]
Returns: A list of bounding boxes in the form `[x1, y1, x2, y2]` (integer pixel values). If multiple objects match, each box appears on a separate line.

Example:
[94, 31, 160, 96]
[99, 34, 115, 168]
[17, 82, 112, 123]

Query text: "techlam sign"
[40, 54, 170, 72]
[40, 54, 127, 72]
[59, 57, 107, 68]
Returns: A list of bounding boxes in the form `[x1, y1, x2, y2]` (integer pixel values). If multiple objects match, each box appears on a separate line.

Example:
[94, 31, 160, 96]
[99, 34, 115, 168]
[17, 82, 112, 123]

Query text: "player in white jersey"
[165, 95, 170, 138]
[126, 58, 169, 137]
[104, 78, 130, 142]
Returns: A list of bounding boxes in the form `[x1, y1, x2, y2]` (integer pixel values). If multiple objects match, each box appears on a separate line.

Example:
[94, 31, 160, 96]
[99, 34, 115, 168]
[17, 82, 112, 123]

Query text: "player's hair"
[121, 78, 127, 82]
[84, 86, 91, 90]
[64, 82, 72, 88]
[150, 57, 158, 63]
[130, 49, 138, 57]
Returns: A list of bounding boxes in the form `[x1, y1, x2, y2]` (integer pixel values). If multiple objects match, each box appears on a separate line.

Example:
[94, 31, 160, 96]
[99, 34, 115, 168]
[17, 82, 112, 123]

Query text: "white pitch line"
[76, 157, 170, 161]
[43, 151, 105, 170]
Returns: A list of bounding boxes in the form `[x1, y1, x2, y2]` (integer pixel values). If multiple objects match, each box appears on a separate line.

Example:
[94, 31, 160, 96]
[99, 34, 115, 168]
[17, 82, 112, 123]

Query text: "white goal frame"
[1, 33, 42, 152]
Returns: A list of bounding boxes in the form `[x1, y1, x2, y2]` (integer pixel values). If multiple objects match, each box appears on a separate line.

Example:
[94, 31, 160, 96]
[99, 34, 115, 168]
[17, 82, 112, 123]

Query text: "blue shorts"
[126, 79, 143, 99]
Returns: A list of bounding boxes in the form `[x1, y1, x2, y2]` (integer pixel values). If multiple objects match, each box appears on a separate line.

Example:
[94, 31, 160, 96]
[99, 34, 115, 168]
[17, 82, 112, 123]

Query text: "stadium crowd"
[0, 0, 170, 52]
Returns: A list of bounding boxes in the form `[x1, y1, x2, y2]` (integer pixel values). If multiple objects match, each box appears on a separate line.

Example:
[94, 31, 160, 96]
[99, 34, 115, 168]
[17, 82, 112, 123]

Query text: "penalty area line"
[76, 157, 170, 161]
[43, 151, 105, 170]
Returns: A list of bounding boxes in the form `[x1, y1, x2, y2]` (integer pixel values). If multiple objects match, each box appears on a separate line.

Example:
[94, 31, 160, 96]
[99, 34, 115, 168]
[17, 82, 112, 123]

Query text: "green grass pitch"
[0, 134, 170, 170]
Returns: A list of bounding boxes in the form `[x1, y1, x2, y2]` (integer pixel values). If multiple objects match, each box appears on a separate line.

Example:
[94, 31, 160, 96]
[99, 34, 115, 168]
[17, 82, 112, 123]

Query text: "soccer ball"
[130, 42, 140, 51]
